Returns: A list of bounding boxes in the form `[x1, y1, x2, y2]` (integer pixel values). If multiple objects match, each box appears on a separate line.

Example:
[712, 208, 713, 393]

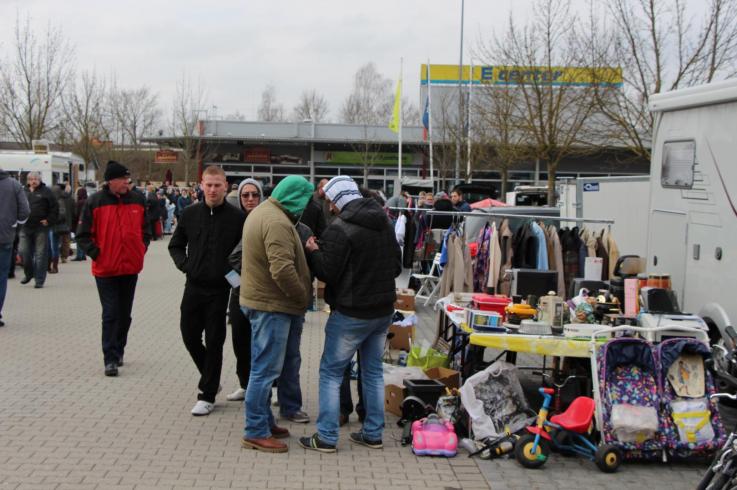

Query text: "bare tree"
[291, 89, 329, 122]
[109, 83, 160, 179]
[224, 110, 247, 121]
[60, 70, 108, 171]
[0, 15, 74, 148]
[257, 84, 285, 122]
[479, 0, 598, 204]
[587, 0, 737, 159]
[170, 73, 207, 183]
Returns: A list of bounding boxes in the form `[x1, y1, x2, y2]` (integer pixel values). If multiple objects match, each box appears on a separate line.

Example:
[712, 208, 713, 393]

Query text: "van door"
[648, 209, 688, 307]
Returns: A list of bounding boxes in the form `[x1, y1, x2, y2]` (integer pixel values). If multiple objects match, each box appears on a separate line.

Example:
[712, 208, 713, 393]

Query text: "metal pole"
[455, 0, 464, 187]
[427, 60, 434, 194]
[467, 59, 473, 182]
[398, 57, 403, 192]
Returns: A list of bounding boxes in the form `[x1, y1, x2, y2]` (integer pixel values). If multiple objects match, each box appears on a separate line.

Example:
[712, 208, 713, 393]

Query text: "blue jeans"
[316, 311, 391, 445]
[49, 231, 60, 260]
[242, 308, 304, 439]
[0, 243, 12, 319]
[19, 226, 49, 285]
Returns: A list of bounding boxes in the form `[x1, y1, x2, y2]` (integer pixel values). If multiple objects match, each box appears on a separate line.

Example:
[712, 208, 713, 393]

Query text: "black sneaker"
[349, 432, 383, 449]
[0, 319, 5, 327]
[298, 433, 336, 453]
[104, 363, 118, 377]
[117, 357, 124, 367]
[20, 276, 31, 284]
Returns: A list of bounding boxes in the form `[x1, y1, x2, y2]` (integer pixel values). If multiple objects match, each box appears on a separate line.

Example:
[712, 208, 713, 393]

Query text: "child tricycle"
[514, 387, 622, 473]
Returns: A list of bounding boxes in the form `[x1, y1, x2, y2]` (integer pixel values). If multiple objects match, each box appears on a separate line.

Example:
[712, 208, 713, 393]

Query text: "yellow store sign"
[421, 64, 622, 87]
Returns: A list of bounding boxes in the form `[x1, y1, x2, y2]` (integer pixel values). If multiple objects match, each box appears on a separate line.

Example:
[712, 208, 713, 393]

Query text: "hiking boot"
[298, 433, 336, 453]
[270, 425, 290, 439]
[349, 431, 383, 449]
[241, 436, 288, 453]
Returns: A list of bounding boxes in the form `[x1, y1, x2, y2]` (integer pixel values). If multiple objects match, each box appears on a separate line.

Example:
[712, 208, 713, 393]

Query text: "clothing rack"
[388, 207, 615, 226]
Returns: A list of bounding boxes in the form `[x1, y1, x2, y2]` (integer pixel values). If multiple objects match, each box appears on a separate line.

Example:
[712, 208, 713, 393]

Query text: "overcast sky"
[0, 0, 703, 126]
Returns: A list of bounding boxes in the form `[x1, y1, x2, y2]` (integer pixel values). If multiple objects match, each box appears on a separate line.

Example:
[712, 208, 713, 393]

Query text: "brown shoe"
[270, 425, 290, 439]
[241, 436, 288, 453]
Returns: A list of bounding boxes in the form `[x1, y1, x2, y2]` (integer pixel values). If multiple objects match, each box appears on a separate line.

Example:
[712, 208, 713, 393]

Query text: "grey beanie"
[237, 178, 264, 212]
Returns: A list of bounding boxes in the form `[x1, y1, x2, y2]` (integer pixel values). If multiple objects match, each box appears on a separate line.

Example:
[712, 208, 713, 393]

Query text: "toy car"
[411, 414, 458, 457]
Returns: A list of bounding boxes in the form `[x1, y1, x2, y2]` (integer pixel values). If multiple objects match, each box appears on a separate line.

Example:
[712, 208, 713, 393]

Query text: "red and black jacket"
[76, 186, 151, 277]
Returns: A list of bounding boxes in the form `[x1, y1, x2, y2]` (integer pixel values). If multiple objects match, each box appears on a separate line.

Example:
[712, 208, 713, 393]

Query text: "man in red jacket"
[76, 161, 151, 377]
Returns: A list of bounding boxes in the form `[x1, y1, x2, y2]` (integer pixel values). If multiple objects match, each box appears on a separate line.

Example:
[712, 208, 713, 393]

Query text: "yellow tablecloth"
[469, 332, 594, 358]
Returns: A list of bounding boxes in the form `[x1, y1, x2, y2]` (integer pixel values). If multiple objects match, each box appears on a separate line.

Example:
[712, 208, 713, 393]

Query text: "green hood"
[271, 176, 314, 217]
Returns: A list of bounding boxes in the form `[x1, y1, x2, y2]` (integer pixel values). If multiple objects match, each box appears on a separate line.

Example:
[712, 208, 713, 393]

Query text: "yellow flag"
[389, 78, 401, 133]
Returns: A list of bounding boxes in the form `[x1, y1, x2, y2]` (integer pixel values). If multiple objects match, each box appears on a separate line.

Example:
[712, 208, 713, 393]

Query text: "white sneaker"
[191, 400, 214, 416]
[226, 388, 246, 401]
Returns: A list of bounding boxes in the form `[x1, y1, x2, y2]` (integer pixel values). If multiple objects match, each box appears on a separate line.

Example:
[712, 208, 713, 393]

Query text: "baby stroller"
[591, 326, 722, 463]
[657, 337, 726, 459]
[592, 332, 664, 461]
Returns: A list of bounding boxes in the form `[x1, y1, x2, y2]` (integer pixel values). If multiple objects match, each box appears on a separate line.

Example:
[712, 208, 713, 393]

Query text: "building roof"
[144, 120, 427, 147]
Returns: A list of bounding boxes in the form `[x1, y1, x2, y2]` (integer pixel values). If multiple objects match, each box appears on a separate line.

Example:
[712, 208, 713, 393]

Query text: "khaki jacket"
[240, 198, 312, 316]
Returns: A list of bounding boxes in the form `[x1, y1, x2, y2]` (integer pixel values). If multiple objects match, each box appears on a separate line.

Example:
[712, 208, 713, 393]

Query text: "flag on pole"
[421, 96, 430, 141]
[389, 78, 402, 133]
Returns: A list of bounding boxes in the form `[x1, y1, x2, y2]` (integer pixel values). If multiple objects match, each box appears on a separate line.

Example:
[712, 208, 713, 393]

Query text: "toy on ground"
[411, 413, 458, 457]
[514, 387, 622, 472]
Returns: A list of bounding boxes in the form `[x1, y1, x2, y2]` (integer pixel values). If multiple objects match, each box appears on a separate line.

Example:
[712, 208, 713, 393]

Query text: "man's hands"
[305, 236, 319, 253]
[40, 219, 48, 226]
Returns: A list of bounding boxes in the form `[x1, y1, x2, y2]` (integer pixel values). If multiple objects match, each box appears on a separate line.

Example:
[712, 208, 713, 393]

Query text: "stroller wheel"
[595, 444, 622, 473]
[515, 434, 550, 469]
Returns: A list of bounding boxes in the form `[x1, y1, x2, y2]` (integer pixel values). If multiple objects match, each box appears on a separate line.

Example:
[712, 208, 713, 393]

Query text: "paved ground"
[0, 239, 711, 489]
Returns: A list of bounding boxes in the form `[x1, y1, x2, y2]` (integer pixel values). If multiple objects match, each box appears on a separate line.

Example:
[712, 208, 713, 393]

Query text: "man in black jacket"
[168, 166, 245, 416]
[299, 176, 402, 453]
[19, 172, 58, 288]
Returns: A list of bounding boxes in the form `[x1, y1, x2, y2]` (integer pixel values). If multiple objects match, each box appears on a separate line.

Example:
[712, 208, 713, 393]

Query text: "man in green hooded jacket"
[239, 176, 314, 453]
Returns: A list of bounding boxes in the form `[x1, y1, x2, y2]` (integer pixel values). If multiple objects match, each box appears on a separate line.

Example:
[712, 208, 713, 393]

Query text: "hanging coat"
[497, 219, 514, 296]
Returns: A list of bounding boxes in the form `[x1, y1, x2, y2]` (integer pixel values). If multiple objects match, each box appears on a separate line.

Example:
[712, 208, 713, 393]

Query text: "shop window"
[662, 140, 695, 189]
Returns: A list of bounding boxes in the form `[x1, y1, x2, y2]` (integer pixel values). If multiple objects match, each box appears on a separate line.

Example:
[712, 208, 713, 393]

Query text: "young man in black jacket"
[19, 171, 58, 288]
[169, 166, 245, 416]
[300, 176, 402, 453]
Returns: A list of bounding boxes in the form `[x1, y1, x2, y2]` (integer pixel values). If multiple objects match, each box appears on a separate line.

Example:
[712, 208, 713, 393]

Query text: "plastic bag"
[611, 403, 659, 442]
[459, 360, 534, 440]
[383, 363, 427, 387]
[407, 341, 449, 369]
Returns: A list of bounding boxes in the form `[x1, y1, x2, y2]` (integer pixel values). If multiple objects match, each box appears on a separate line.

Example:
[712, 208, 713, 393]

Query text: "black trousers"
[180, 283, 229, 403]
[228, 289, 251, 389]
[340, 351, 365, 420]
[95, 274, 138, 366]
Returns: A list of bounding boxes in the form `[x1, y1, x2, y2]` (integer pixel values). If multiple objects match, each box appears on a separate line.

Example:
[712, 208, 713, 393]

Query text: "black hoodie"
[308, 198, 402, 319]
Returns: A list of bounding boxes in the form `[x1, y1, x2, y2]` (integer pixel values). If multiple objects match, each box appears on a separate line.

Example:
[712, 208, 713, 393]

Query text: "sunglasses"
[241, 192, 260, 198]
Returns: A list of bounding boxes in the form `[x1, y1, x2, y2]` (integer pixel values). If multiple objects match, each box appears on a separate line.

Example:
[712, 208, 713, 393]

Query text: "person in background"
[71, 187, 88, 261]
[225, 182, 240, 208]
[299, 179, 327, 240]
[450, 187, 472, 212]
[76, 161, 150, 376]
[19, 171, 57, 288]
[429, 191, 454, 230]
[224, 178, 263, 402]
[300, 176, 402, 453]
[49, 184, 73, 273]
[0, 168, 30, 326]
[145, 185, 161, 240]
[176, 188, 192, 220]
[239, 175, 313, 453]
[59, 183, 75, 263]
[169, 166, 245, 416]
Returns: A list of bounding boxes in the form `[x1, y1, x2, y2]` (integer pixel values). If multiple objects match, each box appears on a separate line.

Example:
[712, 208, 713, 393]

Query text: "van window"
[662, 140, 695, 189]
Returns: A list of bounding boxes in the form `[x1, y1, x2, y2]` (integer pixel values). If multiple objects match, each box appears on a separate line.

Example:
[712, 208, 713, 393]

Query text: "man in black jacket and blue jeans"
[169, 166, 245, 416]
[300, 176, 402, 453]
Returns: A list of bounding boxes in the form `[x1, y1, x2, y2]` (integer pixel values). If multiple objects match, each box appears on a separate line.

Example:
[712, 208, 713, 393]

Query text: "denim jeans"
[95, 275, 138, 365]
[49, 231, 60, 260]
[277, 317, 304, 417]
[0, 243, 12, 319]
[242, 307, 304, 439]
[316, 310, 391, 446]
[19, 226, 49, 285]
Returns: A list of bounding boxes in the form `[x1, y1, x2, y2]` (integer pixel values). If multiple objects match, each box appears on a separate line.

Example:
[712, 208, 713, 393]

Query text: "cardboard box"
[424, 367, 461, 390]
[384, 384, 406, 417]
[388, 323, 415, 351]
[394, 288, 416, 311]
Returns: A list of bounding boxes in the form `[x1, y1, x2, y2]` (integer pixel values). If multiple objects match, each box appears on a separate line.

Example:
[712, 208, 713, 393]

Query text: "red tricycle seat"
[550, 396, 595, 434]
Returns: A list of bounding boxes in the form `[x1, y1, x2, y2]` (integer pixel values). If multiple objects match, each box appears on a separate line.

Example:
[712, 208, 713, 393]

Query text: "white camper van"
[648, 78, 737, 341]
[0, 143, 87, 187]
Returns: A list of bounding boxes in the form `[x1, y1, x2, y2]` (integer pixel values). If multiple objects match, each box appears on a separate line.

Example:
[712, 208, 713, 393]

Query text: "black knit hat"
[104, 161, 130, 181]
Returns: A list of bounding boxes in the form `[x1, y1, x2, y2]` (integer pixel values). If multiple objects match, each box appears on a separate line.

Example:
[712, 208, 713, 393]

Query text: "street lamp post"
[455, 0, 465, 187]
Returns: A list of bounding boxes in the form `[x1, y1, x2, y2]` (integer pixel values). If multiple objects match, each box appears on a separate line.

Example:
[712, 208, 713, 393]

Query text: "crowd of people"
[1, 161, 411, 455]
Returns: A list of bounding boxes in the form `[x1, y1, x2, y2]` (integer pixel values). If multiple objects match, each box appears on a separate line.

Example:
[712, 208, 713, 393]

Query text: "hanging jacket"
[512, 222, 537, 269]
